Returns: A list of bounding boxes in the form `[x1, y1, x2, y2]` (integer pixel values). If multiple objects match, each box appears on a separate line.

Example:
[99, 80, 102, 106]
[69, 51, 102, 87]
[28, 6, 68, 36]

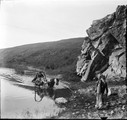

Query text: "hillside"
[0, 37, 84, 80]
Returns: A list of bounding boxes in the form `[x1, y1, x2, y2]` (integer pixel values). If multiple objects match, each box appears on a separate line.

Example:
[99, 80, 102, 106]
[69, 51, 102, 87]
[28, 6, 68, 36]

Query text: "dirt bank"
[55, 78, 127, 119]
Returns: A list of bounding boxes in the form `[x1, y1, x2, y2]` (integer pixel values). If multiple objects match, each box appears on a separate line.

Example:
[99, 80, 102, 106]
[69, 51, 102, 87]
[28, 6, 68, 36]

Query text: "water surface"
[0, 68, 71, 118]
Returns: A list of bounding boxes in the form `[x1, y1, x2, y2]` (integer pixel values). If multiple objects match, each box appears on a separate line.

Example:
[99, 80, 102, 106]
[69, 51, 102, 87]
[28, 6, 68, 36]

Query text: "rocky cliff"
[76, 5, 126, 82]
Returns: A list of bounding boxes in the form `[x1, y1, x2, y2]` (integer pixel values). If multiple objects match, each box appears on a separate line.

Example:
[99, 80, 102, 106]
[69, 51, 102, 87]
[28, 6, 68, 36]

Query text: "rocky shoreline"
[55, 78, 127, 119]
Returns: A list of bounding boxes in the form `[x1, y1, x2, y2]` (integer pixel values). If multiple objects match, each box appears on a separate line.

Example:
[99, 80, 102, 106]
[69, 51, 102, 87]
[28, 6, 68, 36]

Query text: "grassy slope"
[0, 37, 84, 81]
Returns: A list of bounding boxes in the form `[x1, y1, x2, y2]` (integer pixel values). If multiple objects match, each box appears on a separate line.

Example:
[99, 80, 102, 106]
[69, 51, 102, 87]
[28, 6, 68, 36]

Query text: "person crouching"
[32, 71, 47, 87]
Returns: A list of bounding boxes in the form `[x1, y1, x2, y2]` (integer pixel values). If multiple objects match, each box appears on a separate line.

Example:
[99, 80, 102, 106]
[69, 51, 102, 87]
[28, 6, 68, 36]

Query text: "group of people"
[32, 70, 109, 109]
[32, 71, 59, 89]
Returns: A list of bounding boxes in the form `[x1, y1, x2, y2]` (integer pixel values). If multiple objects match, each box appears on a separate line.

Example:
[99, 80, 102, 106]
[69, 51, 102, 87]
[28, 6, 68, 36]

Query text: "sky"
[0, 0, 126, 49]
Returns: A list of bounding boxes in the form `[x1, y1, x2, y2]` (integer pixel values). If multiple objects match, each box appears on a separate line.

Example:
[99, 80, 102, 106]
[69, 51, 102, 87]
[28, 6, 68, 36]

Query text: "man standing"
[95, 73, 108, 109]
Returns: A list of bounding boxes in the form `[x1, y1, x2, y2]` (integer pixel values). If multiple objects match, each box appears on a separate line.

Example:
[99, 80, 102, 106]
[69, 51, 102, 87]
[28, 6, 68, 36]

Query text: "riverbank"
[0, 67, 126, 119]
[55, 77, 127, 119]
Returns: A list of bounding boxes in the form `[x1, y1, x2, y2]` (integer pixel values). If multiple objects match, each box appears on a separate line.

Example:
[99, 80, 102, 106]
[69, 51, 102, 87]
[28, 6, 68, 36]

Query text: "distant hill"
[0, 37, 84, 80]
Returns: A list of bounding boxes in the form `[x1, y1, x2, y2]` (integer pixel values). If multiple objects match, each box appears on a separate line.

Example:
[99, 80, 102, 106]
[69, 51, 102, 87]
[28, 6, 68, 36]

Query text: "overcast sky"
[0, 0, 126, 49]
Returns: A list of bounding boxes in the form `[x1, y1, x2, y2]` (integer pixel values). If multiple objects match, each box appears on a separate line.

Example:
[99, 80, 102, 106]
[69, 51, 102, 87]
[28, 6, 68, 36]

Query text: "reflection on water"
[1, 78, 65, 118]
[34, 87, 72, 102]
[0, 68, 71, 118]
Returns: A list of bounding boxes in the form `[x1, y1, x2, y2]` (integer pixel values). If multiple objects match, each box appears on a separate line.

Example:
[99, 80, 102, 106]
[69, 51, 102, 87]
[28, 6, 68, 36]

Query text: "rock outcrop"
[76, 5, 126, 82]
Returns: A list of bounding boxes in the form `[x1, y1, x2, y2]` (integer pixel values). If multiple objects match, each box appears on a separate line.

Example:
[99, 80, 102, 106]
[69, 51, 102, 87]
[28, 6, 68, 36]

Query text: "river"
[0, 68, 71, 118]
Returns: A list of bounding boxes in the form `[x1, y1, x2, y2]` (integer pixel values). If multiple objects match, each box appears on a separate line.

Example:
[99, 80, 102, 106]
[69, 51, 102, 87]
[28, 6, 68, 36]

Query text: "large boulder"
[76, 5, 126, 82]
[86, 13, 115, 40]
[104, 46, 126, 78]
[55, 97, 67, 104]
[109, 5, 126, 48]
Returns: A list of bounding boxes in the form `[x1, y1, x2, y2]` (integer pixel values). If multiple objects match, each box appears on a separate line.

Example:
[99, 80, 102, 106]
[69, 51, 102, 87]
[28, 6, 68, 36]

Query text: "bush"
[62, 71, 81, 82]
[12, 64, 27, 75]
[58, 64, 81, 82]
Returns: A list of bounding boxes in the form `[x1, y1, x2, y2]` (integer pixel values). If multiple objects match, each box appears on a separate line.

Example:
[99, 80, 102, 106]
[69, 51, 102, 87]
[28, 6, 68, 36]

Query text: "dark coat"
[96, 76, 108, 94]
